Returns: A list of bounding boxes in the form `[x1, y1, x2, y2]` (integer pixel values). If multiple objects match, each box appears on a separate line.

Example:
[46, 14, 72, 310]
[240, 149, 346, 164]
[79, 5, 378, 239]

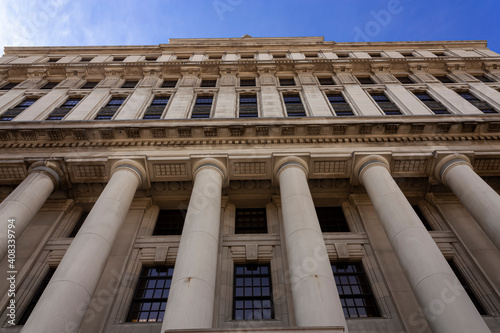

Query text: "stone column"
[0, 161, 61, 261]
[355, 155, 490, 333]
[161, 159, 227, 330]
[21, 160, 146, 333]
[436, 155, 500, 251]
[275, 157, 347, 329]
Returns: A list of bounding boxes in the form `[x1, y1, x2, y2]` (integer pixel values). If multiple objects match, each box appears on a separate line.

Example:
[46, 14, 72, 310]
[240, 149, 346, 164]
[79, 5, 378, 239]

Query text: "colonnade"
[0, 154, 497, 332]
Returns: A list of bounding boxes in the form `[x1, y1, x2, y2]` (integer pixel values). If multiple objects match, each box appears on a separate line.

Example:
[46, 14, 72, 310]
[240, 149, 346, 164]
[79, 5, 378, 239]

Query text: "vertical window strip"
[233, 264, 274, 320]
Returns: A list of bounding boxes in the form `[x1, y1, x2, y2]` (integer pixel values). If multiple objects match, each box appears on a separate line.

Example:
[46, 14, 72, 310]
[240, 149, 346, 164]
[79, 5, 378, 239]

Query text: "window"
[145, 56, 158, 61]
[318, 77, 335, 85]
[152, 210, 186, 235]
[233, 264, 274, 320]
[113, 56, 126, 62]
[240, 54, 254, 59]
[435, 75, 454, 83]
[0, 98, 38, 121]
[94, 97, 126, 120]
[46, 58, 60, 63]
[143, 96, 170, 119]
[457, 91, 497, 113]
[400, 52, 414, 57]
[127, 266, 174, 322]
[191, 95, 213, 118]
[161, 80, 178, 88]
[316, 207, 350, 232]
[433, 51, 446, 57]
[396, 76, 414, 84]
[80, 81, 100, 89]
[121, 80, 138, 89]
[413, 92, 449, 114]
[279, 78, 295, 86]
[0, 82, 19, 90]
[80, 57, 94, 62]
[304, 52, 319, 58]
[200, 79, 217, 87]
[369, 93, 402, 115]
[332, 262, 380, 318]
[46, 98, 82, 120]
[40, 81, 60, 89]
[273, 54, 287, 59]
[176, 55, 190, 60]
[17, 268, 56, 325]
[474, 75, 495, 83]
[326, 93, 354, 116]
[369, 52, 382, 58]
[239, 94, 258, 118]
[283, 93, 306, 117]
[235, 208, 267, 234]
[336, 53, 350, 58]
[357, 76, 375, 85]
[208, 54, 222, 60]
[69, 211, 88, 237]
[448, 260, 487, 315]
[240, 78, 256, 87]
[412, 205, 432, 231]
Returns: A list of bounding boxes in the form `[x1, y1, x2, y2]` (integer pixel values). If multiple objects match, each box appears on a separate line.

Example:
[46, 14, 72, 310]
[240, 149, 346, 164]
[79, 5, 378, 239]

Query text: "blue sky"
[1, 0, 499, 54]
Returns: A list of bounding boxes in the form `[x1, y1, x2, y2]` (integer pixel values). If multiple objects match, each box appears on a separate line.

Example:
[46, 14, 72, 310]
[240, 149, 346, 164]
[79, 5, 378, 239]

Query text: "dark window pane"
[235, 208, 267, 234]
[94, 97, 126, 120]
[201, 79, 217, 87]
[46, 98, 82, 120]
[191, 95, 213, 118]
[412, 205, 432, 231]
[0, 82, 19, 90]
[233, 264, 274, 320]
[80, 81, 99, 89]
[17, 268, 56, 325]
[435, 75, 454, 83]
[153, 210, 186, 235]
[316, 207, 350, 232]
[0, 98, 39, 121]
[448, 260, 487, 315]
[357, 77, 375, 85]
[240, 78, 256, 86]
[127, 266, 174, 322]
[283, 93, 306, 117]
[318, 77, 335, 85]
[161, 80, 178, 88]
[239, 94, 258, 118]
[279, 78, 295, 86]
[40, 81, 60, 89]
[121, 81, 138, 88]
[396, 76, 414, 84]
[327, 93, 354, 116]
[474, 75, 494, 83]
[332, 262, 380, 318]
[69, 211, 89, 237]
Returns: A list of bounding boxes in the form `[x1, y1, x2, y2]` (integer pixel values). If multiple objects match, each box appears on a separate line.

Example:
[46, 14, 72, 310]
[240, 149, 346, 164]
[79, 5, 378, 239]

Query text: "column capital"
[111, 159, 148, 188]
[434, 154, 472, 185]
[353, 155, 390, 185]
[274, 156, 309, 182]
[192, 158, 228, 184]
[28, 160, 64, 188]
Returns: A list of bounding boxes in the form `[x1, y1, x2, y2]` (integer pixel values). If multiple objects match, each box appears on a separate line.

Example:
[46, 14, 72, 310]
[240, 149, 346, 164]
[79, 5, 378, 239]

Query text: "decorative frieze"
[153, 163, 187, 177]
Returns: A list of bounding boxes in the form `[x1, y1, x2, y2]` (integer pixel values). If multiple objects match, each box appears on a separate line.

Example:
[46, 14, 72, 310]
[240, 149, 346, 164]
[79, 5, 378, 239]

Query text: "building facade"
[0, 36, 500, 333]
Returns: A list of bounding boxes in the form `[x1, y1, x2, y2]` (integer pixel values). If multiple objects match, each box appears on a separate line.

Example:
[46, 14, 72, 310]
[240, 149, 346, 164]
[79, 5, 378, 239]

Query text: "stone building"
[0, 36, 500, 333]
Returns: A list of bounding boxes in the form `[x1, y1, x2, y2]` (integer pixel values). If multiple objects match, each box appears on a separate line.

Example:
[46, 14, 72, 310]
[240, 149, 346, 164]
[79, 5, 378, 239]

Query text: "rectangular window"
[200, 79, 217, 87]
[235, 208, 267, 234]
[370, 93, 402, 115]
[80, 81, 100, 89]
[435, 75, 454, 83]
[152, 210, 186, 235]
[239, 94, 258, 118]
[94, 97, 126, 120]
[47, 58, 60, 63]
[191, 95, 213, 118]
[17, 268, 57, 325]
[474, 75, 495, 83]
[0, 82, 19, 90]
[127, 266, 174, 322]
[46, 98, 82, 120]
[357, 77, 375, 85]
[318, 77, 335, 85]
[457, 91, 497, 113]
[0, 98, 38, 121]
[412, 205, 432, 231]
[396, 76, 414, 84]
[448, 260, 487, 315]
[279, 78, 295, 86]
[40, 81, 60, 89]
[69, 211, 88, 237]
[327, 93, 354, 116]
[143, 96, 169, 119]
[161, 80, 178, 88]
[233, 264, 274, 320]
[240, 78, 256, 87]
[316, 207, 350, 232]
[413, 92, 449, 114]
[332, 262, 380, 318]
[145, 56, 158, 61]
[80, 57, 94, 62]
[283, 93, 306, 117]
[121, 80, 138, 89]
[113, 56, 126, 62]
